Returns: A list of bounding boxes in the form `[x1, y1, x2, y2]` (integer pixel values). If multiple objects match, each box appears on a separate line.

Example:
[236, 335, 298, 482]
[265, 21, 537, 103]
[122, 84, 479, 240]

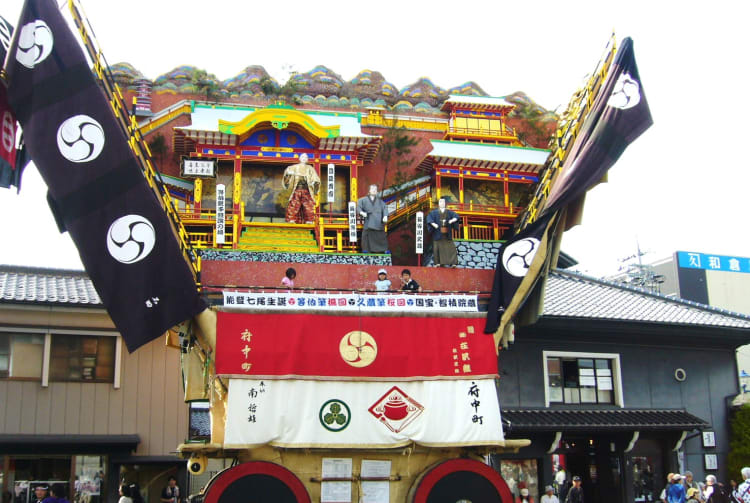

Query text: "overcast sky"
[1, 0, 748, 276]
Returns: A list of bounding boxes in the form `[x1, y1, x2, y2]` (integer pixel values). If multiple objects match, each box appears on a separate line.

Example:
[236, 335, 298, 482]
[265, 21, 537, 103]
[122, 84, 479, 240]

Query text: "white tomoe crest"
[607, 72, 641, 110]
[15, 20, 53, 68]
[502, 237, 541, 277]
[106, 215, 156, 264]
[56, 115, 105, 163]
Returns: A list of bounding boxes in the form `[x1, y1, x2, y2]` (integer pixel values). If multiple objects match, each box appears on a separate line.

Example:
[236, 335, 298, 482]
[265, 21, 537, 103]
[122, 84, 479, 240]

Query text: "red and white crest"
[368, 386, 424, 433]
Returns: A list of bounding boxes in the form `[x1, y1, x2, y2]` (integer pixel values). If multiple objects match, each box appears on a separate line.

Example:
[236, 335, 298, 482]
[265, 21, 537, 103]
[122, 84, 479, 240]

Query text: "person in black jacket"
[566, 476, 584, 503]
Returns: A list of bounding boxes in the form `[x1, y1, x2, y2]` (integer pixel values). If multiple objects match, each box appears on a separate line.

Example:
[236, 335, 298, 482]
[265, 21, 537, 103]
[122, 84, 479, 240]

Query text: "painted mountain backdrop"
[110, 62, 555, 120]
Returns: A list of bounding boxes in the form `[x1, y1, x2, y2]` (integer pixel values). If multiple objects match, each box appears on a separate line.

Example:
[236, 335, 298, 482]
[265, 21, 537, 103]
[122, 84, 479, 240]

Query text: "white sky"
[1, 0, 749, 276]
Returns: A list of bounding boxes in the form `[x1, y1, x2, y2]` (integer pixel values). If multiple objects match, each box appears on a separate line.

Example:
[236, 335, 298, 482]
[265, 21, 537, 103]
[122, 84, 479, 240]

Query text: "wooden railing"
[383, 180, 433, 228]
[318, 212, 360, 253]
[447, 126, 516, 139]
[446, 202, 522, 217]
[360, 113, 448, 132]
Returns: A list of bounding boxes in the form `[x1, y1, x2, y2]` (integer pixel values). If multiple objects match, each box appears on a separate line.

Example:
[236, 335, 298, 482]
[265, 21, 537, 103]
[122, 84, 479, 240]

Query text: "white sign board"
[327, 163, 335, 203]
[362, 460, 391, 503]
[222, 292, 479, 312]
[415, 211, 424, 254]
[322, 458, 352, 503]
[215, 184, 226, 244]
[348, 201, 357, 242]
[182, 159, 215, 177]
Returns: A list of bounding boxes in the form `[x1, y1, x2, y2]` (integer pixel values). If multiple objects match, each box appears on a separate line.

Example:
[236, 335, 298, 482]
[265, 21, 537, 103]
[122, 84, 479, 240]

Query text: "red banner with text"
[215, 312, 497, 380]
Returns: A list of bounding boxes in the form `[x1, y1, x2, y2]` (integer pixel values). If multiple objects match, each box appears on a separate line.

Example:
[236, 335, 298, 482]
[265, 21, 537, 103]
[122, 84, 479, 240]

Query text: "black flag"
[5, 0, 206, 351]
[543, 37, 652, 215]
[484, 37, 653, 337]
[1, 15, 22, 191]
[484, 213, 554, 335]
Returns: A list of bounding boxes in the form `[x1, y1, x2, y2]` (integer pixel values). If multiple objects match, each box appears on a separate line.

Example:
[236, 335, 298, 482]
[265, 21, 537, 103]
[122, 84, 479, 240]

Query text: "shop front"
[0, 435, 138, 503]
[496, 409, 708, 503]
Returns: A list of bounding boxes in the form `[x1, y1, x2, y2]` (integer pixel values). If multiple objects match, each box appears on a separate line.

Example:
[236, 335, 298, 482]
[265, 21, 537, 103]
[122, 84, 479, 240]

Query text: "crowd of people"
[25, 484, 69, 503]
[659, 468, 750, 503]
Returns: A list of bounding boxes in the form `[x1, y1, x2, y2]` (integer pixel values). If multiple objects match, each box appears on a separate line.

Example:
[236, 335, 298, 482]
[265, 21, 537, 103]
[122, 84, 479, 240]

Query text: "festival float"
[0, 0, 651, 501]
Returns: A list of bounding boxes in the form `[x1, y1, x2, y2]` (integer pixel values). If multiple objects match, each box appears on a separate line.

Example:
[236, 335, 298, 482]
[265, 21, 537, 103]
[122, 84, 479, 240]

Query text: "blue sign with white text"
[677, 251, 750, 274]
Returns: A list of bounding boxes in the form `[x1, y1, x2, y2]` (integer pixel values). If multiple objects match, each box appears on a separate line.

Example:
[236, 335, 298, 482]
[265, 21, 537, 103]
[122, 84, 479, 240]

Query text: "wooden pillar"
[350, 158, 358, 201]
[233, 159, 242, 249]
[313, 155, 321, 209]
[194, 178, 202, 214]
[436, 169, 441, 200]
[459, 169, 464, 205]
[233, 159, 242, 215]
[503, 174, 509, 208]
[2, 455, 9, 492]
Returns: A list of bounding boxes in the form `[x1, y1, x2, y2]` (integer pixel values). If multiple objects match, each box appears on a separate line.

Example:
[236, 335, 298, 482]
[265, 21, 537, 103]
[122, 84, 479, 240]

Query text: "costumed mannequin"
[356, 184, 388, 253]
[426, 197, 459, 267]
[282, 153, 320, 223]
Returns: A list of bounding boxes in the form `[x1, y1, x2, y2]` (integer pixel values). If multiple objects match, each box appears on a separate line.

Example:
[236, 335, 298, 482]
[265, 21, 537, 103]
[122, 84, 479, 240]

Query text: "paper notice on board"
[361, 460, 390, 503]
[362, 481, 389, 503]
[322, 458, 352, 503]
[323, 458, 352, 478]
[322, 481, 351, 503]
[361, 460, 391, 478]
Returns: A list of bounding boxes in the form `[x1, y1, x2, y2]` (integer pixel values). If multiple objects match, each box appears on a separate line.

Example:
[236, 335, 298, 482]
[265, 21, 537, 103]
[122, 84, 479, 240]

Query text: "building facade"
[0, 266, 191, 503]
[497, 269, 750, 503]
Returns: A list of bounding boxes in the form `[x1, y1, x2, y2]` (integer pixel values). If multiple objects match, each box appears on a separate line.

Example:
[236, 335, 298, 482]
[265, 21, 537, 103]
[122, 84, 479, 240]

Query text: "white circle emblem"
[607, 72, 641, 110]
[502, 238, 541, 278]
[57, 115, 105, 163]
[15, 20, 54, 69]
[106, 215, 156, 264]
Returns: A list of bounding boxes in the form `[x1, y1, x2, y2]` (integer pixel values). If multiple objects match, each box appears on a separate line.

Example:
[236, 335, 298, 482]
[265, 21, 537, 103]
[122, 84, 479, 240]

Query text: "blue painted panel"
[508, 174, 539, 182]
[240, 129, 276, 147]
[280, 130, 313, 149]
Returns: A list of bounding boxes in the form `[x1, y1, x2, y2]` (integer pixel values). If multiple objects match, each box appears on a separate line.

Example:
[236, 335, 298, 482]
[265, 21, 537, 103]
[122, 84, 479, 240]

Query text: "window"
[544, 351, 622, 406]
[0, 333, 44, 379]
[49, 335, 116, 382]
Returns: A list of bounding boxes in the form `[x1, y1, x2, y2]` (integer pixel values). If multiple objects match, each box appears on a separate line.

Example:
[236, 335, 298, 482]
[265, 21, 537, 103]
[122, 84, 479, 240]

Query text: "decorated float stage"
[0, 0, 651, 500]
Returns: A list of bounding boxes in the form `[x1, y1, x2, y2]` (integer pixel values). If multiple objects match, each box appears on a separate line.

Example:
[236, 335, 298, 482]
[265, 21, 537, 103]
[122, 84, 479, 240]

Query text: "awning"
[502, 409, 709, 432]
[0, 434, 140, 454]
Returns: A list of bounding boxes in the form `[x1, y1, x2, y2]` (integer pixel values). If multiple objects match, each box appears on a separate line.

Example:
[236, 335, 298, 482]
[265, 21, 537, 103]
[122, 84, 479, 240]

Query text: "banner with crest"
[224, 378, 504, 448]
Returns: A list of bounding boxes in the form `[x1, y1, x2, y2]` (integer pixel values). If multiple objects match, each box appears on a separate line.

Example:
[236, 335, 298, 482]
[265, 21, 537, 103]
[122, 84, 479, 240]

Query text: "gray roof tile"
[0, 265, 101, 306]
[545, 270, 750, 329]
[503, 408, 709, 431]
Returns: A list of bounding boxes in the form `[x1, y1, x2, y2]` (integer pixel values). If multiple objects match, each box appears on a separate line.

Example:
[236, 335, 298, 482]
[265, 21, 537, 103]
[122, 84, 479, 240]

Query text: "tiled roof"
[503, 408, 709, 432]
[427, 140, 549, 166]
[189, 407, 211, 438]
[441, 95, 516, 109]
[544, 270, 750, 329]
[0, 265, 101, 305]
